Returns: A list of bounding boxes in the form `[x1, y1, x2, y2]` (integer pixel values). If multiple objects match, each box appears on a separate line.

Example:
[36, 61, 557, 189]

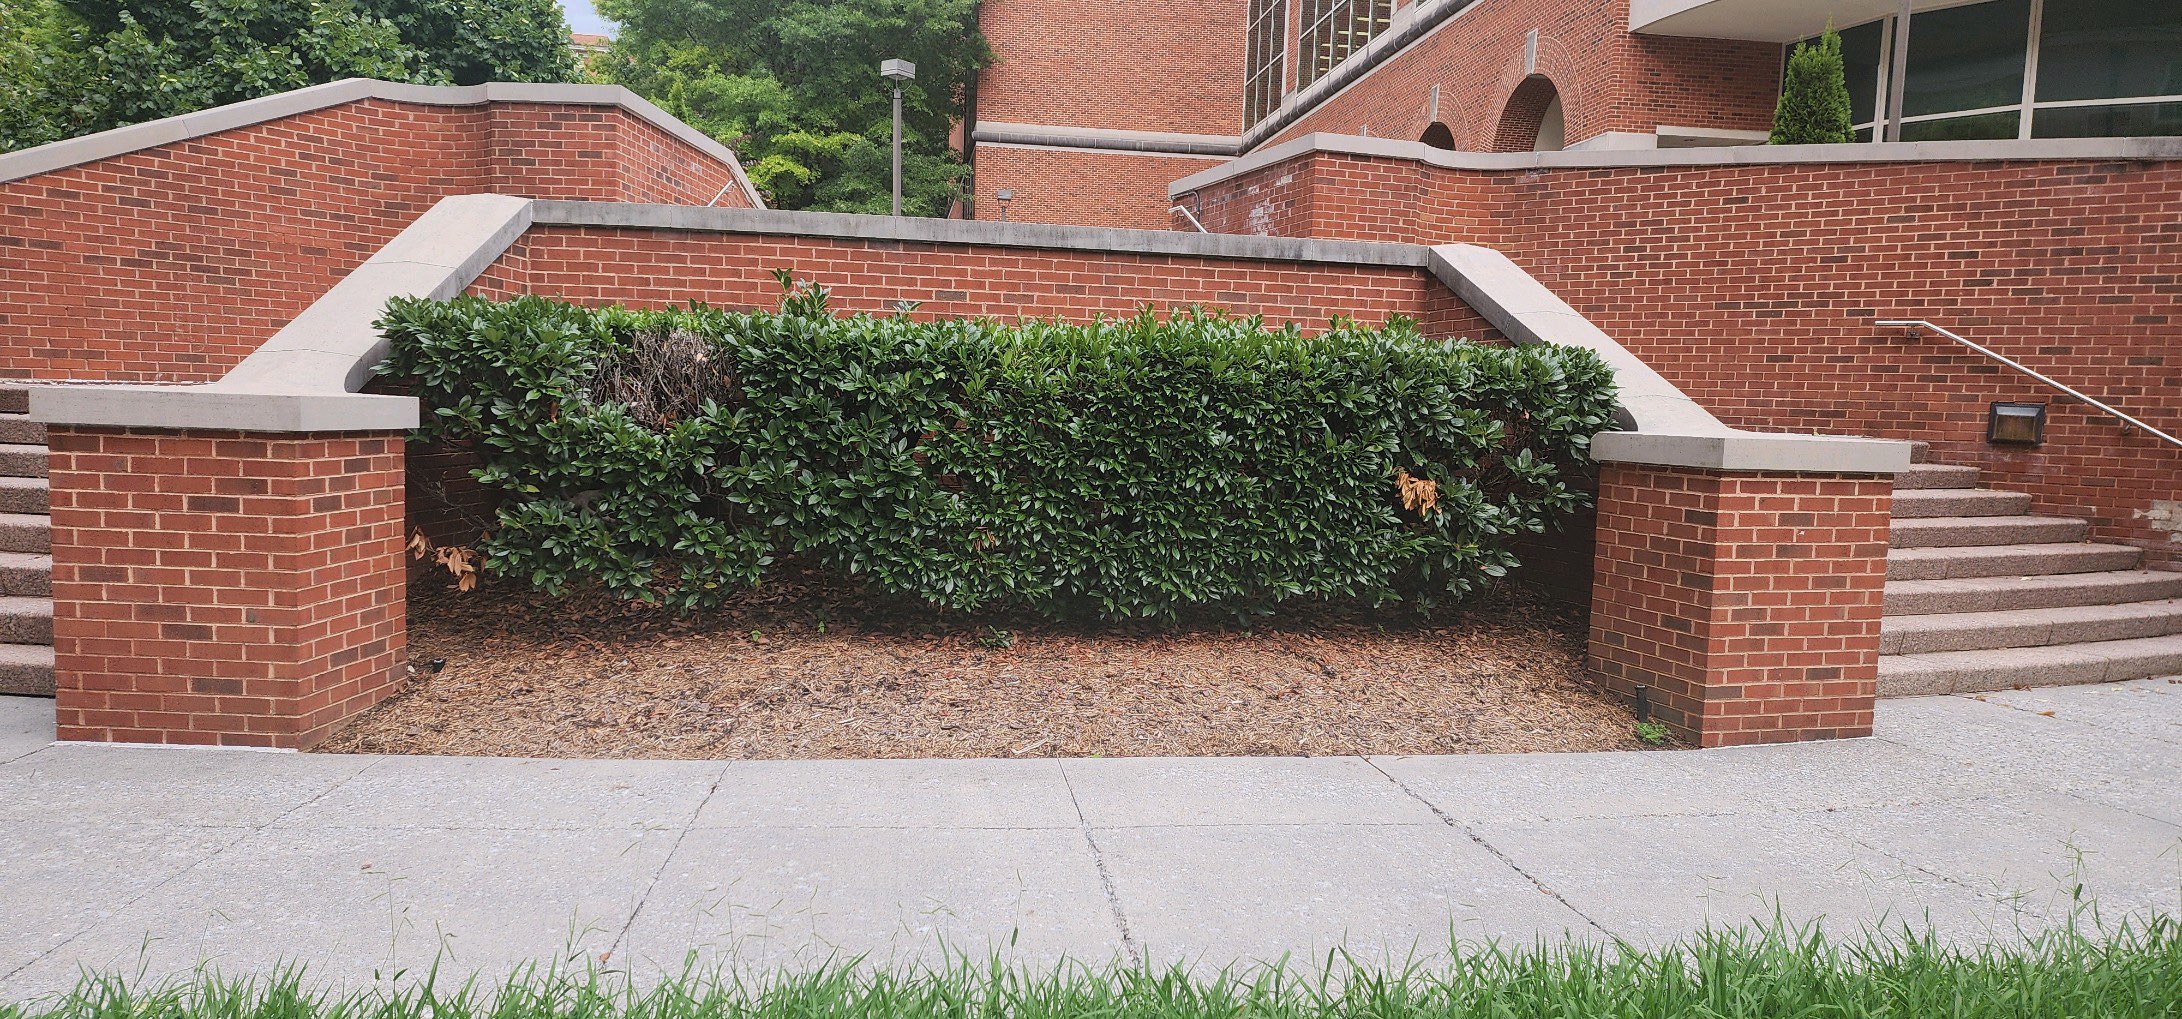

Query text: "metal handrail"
[1876, 319, 2182, 449]
[1170, 205, 1210, 233]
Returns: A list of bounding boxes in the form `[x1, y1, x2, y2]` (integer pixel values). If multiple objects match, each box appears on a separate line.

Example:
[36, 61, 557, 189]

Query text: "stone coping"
[0, 78, 765, 208]
[529, 202, 1428, 267]
[1172, 131, 2182, 199]
[30, 195, 1910, 473]
[972, 121, 1242, 157]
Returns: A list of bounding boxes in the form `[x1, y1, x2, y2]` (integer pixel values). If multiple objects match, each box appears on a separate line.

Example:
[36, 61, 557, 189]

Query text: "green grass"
[8, 915, 2181, 1019]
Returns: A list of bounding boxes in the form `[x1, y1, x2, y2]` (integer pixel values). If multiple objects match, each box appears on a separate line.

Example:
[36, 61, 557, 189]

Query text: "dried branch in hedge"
[373, 283, 1618, 620]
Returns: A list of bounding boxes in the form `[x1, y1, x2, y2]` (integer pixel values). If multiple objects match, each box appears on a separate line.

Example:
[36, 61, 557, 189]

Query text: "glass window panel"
[1902, 0, 2032, 118]
[1899, 110, 2020, 141]
[1244, 0, 1287, 126]
[2035, 0, 2182, 103]
[1840, 19, 1885, 129]
[2032, 100, 2182, 137]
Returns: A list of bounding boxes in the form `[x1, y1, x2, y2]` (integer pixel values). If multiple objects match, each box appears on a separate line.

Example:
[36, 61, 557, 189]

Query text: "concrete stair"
[1879, 445, 2182, 697]
[0, 387, 50, 697]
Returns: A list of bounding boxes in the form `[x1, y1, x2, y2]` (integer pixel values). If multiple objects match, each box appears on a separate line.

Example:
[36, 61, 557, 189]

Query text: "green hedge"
[374, 280, 1617, 620]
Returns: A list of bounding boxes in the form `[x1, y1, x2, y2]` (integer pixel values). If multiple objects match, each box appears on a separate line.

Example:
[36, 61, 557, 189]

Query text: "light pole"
[880, 59, 917, 216]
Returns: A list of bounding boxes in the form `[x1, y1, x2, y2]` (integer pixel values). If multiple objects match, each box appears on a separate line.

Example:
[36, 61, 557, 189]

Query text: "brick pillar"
[47, 429, 407, 749]
[1587, 464, 1893, 747]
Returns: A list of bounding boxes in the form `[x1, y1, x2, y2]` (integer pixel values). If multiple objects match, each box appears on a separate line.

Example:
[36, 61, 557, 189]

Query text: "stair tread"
[0, 643, 52, 665]
[0, 596, 50, 617]
[1885, 598, 2182, 633]
[1893, 513, 2088, 528]
[1894, 464, 1981, 490]
[1878, 633, 2182, 697]
[1888, 569, 2182, 597]
[0, 476, 45, 488]
[1883, 632, 2182, 667]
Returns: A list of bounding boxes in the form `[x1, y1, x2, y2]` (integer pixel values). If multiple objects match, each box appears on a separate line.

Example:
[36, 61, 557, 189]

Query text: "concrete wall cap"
[530, 201, 1431, 267]
[1173, 132, 2182, 198]
[1426, 244, 1909, 474]
[30, 193, 532, 432]
[0, 78, 764, 207]
[973, 121, 1242, 157]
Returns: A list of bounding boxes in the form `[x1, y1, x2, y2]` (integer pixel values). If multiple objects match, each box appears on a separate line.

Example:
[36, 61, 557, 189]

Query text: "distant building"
[570, 32, 611, 59]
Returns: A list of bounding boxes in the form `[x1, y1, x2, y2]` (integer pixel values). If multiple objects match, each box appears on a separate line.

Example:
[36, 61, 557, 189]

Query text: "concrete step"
[1907, 440, 1931, 464]
[0, 414, 44, 446]
[1879, 633, 2182, 697]
[1886, 569, 2182, 616]
[1887, 542, 2144, 581]
[1890, 515, 2088, 549]
[0, 476, 46, 514]
[1889, 488, 2033, 520]
[1894, 463, 1980, 490]
[0, 444, 45, 479]
[1880, 599, 2182, 655]
[0, 596, 50, 645]
[0, 642, 52, 697]
[0, 553, 50, 598]
[0, 513, 50, 555]
[0, 388, 26, 415]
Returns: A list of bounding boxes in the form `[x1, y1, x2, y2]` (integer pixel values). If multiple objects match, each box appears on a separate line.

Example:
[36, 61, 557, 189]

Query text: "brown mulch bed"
[318, 572, 1644, 759]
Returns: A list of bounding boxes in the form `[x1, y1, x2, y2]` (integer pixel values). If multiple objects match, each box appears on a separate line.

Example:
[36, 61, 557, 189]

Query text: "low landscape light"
[1988, 401, 2046, 445]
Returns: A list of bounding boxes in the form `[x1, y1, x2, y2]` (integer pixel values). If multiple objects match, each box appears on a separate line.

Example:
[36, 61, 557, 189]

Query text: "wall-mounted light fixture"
[1988, 401, 2047, 446]
[994, 188, 1014, 222]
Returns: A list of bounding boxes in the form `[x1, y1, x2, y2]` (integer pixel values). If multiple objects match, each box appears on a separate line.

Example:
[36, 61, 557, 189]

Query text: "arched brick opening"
[1419, 122, 1456, 150]
[1492, 75, 1565, 153]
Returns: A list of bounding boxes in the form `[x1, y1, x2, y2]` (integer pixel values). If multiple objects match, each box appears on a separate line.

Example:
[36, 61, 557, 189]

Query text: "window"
[1901, 0, 2031, 123]
[1244, 0, 1288, 127]
[1781, 0, 2182, 142]
[1298, 0, 1393, 89]
[2034, 0, 2182, 103]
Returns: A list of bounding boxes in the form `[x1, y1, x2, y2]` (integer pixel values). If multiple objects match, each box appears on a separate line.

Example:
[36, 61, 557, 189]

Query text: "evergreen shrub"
[374, 278, 1617, 620]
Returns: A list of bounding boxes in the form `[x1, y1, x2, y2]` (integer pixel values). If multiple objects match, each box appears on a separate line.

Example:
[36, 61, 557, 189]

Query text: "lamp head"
[880, 59, 917, 83]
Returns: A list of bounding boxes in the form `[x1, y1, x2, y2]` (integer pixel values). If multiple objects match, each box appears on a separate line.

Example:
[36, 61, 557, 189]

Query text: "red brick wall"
[972, 145, 1227, 228]
[974, 0, 1249, 136]
[1191, 149, 2182, 565]
[1264, 0, 1781, 150]
[1, 97, 750, 385]
[472, 226, 1488, 336]
[1590, 465, 1891, 747]
[47, 429, 407, 749]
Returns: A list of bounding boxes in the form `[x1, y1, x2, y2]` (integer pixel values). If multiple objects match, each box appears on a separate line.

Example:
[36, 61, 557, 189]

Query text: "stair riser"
[1890, 492, 2033, 519]
[1887, 547, 2143, 581]
[0, 563, 48, 598]
[0, 612, 50, 645]
[1885, 576, 2182, 615]
[1880, 643, 2182, 697]
[1882, 611, 2182, 655]
[0, 448, 46, 478]
[0, 390, 25, 415]
[0, 656, 52, 697]
[1894, 466, 1981, 490]
[0, 527, 50, 556]
[0, 485, 46, 514]
[1891, 519, 2088, 549]
[0, 418, 45, 445]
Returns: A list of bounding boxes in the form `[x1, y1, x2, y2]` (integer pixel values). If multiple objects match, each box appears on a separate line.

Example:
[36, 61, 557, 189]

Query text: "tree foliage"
[375, 284, 1618, 620]
[590, 0, 989, 216]
[0, 0, 575, 152]
[1772, 27, 1855, 145]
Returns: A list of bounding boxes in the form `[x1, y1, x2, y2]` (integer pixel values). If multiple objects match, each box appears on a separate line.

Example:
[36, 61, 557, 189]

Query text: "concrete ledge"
[531, 202, 1430, 267]
[1427, 244, 1910, 474]
[1174, 132, 2182, 199]
[973, 121, 1241, 157]
[29, 388, 417, 432]
[0, 78, 764, 208]
[31, 194, 530, 433]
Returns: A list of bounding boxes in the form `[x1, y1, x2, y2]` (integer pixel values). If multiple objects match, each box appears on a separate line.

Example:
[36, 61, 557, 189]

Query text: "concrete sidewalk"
[2, 680, 2178, 999]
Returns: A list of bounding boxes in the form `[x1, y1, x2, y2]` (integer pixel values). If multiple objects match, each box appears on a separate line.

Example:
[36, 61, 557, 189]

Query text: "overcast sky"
[561, 0, 613, 35]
